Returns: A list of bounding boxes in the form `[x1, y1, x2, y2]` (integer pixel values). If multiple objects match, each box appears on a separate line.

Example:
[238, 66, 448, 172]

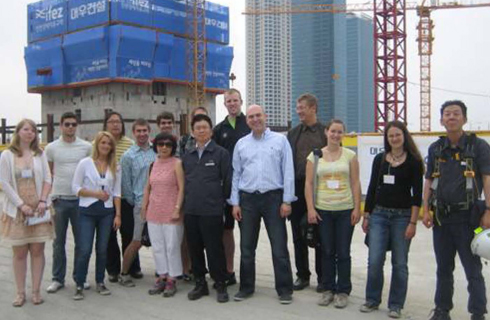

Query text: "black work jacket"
[213, 113, 250, 160]
[182, 140, 231, 216]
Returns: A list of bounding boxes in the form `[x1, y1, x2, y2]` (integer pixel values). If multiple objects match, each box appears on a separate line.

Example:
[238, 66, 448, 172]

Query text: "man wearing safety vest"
[423, 100, 490, 320]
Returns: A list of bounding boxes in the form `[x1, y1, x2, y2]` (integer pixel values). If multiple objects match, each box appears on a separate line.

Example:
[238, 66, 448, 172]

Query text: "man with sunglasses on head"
[45, 112, 92, 293]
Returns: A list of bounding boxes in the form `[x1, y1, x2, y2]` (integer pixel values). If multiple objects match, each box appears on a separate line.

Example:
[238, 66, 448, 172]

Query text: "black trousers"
[433, 222, 487, 315]
[290, 179, 322, 282]
[184, 214, 227, 283]
[106, 199, 140, 275]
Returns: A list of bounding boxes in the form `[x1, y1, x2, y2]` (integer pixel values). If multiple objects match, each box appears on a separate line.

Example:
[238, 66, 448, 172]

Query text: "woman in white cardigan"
[71, 131, 121, 301]
[0, 119, 53, 307]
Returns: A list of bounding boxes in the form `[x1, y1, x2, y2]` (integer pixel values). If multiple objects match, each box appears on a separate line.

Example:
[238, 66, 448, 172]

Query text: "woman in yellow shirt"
[305, 119, 361, 309]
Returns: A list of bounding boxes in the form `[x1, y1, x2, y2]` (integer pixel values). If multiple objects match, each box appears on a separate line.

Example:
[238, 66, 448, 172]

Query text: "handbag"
[364, 154, 391, 251]
[25, 209, 51, 226]
[301, 149, 323, 248]
[141, 222, 151, 247]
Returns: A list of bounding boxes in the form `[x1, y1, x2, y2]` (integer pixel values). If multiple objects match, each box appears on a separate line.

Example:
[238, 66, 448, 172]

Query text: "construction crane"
[186, 0, 207, 110]
[244, 1, 490, 132]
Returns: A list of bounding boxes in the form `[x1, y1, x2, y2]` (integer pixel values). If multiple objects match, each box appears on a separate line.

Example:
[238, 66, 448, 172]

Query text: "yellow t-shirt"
[116, 136, 134, 163]
[307, 147, 355, 211]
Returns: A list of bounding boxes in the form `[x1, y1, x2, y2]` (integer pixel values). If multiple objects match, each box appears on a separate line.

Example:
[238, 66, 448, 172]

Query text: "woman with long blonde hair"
[0, 119, 53, 307]
[71, 131, 121, 300]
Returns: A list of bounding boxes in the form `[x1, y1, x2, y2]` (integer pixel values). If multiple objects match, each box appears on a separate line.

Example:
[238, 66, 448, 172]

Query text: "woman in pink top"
[141, 132, 184, 297]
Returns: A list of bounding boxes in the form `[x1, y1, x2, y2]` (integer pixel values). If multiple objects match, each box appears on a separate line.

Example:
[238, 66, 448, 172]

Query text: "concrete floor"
[0, 192, 488, 320]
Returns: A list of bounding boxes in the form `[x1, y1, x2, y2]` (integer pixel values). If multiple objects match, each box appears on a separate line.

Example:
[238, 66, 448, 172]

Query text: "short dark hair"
[153, 132, 177, 155]
[132, 118, 150, 132]
[156, 111, 175, 124]
[191, 106, 208, 118]
[191, 114, 213, 130]
[60, 112, 78, 124]
[103, 111, 126, 136]
[440, 100, 467, 118]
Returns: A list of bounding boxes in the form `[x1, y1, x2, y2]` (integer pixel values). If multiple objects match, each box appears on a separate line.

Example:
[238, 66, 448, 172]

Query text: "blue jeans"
[317, 209, 354, 294]
[52, 199, 79, 284]
[365, 206, 412, 309]
[75, 201, 114, 287]
[238, 190, 293, 296]
[433, 221, 487, 315]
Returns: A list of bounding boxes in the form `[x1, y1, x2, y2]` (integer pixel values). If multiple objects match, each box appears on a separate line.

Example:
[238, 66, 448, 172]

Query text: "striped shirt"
[116, 136, 134, 163]
[121, 143, 156, 207]
[229, 128, 296, 206]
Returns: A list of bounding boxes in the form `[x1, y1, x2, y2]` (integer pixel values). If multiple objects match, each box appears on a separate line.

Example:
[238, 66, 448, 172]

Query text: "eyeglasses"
[157, 142, 173, 148]
[107, 120, 122, 125]
[63, 122, 78, 128]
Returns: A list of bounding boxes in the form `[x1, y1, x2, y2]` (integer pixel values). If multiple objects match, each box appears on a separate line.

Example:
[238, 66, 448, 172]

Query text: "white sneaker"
[334, 293, 349, 309]
[46, 281, 64, 293]
[83, 282, 91, 290]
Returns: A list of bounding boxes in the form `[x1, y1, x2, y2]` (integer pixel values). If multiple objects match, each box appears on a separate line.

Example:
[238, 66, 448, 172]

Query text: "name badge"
[383, 175, 395, 185]
[327, 180, 340, 189]
[205, 162, 215, 167]
[21, 169, 33, 179]
[461, 161, 467, 166]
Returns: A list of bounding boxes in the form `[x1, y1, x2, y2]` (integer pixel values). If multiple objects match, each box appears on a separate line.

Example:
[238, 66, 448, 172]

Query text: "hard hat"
[471, 228, 490, 260]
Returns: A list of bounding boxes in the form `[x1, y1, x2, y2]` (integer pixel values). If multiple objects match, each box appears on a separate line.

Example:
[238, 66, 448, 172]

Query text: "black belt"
[242, 189, 282, 196]
[437, 202, 470, 214]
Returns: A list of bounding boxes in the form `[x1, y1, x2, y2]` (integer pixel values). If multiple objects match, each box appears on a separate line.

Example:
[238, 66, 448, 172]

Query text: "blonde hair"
[9, 119, 42, 156]
[92, 131, 117, 177]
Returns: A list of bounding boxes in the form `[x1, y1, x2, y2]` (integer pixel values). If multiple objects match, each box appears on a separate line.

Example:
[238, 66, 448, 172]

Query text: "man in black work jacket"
[213, 88, 251, 286]
[182, 114, 231, 303]
[287, 93, 327, 292]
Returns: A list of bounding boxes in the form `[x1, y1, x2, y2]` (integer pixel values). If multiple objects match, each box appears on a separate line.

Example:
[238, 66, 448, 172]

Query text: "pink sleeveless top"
[146, 157, 180, 225]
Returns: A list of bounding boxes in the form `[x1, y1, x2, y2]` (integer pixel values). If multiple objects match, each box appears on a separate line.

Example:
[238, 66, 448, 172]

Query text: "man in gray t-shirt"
[45, 112, 92, 294]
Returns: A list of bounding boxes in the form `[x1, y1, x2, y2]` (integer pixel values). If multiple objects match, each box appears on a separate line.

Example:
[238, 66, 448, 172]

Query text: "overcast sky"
[1, 1, 489, 132]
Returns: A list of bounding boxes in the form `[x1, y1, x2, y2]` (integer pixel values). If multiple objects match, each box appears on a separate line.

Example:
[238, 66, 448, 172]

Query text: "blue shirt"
[229, 128, 297, 206]
[121, 143, 156, 207]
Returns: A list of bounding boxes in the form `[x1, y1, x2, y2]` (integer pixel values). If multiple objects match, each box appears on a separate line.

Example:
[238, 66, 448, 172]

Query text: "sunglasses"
[157, 142, 173, 148]
[63, 122, 78, 128]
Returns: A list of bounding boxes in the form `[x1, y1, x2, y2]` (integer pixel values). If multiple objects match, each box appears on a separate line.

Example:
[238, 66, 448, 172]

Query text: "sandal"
[31, 291, 44, 305]
[12, 293, 26, 307]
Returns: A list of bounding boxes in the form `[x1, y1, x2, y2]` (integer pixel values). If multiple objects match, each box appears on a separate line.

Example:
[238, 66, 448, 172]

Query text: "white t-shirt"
[45, 137, 92, 197]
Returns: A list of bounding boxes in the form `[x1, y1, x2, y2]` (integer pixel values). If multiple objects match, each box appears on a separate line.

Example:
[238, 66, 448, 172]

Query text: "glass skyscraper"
[291, 0, 347, 127]
[346, 13, 374, 133]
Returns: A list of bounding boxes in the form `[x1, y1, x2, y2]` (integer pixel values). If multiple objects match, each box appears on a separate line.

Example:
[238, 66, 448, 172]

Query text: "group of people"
[0, 91, 489, 320]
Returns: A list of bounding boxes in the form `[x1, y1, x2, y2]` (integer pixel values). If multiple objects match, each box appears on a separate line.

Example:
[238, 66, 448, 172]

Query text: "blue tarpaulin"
[111, 0, 153, 29]
[154, 32, 174, 79]
[109, 25, 156, 80]
[28, 0, 67, 42]
[63, 26, 110, 83]
[206, 42, 233, 89]
[29, 0, 229, 45]
[25, 24, 232, 90]
[68, 0, 109, 32]
[25, 37, 65, 87]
